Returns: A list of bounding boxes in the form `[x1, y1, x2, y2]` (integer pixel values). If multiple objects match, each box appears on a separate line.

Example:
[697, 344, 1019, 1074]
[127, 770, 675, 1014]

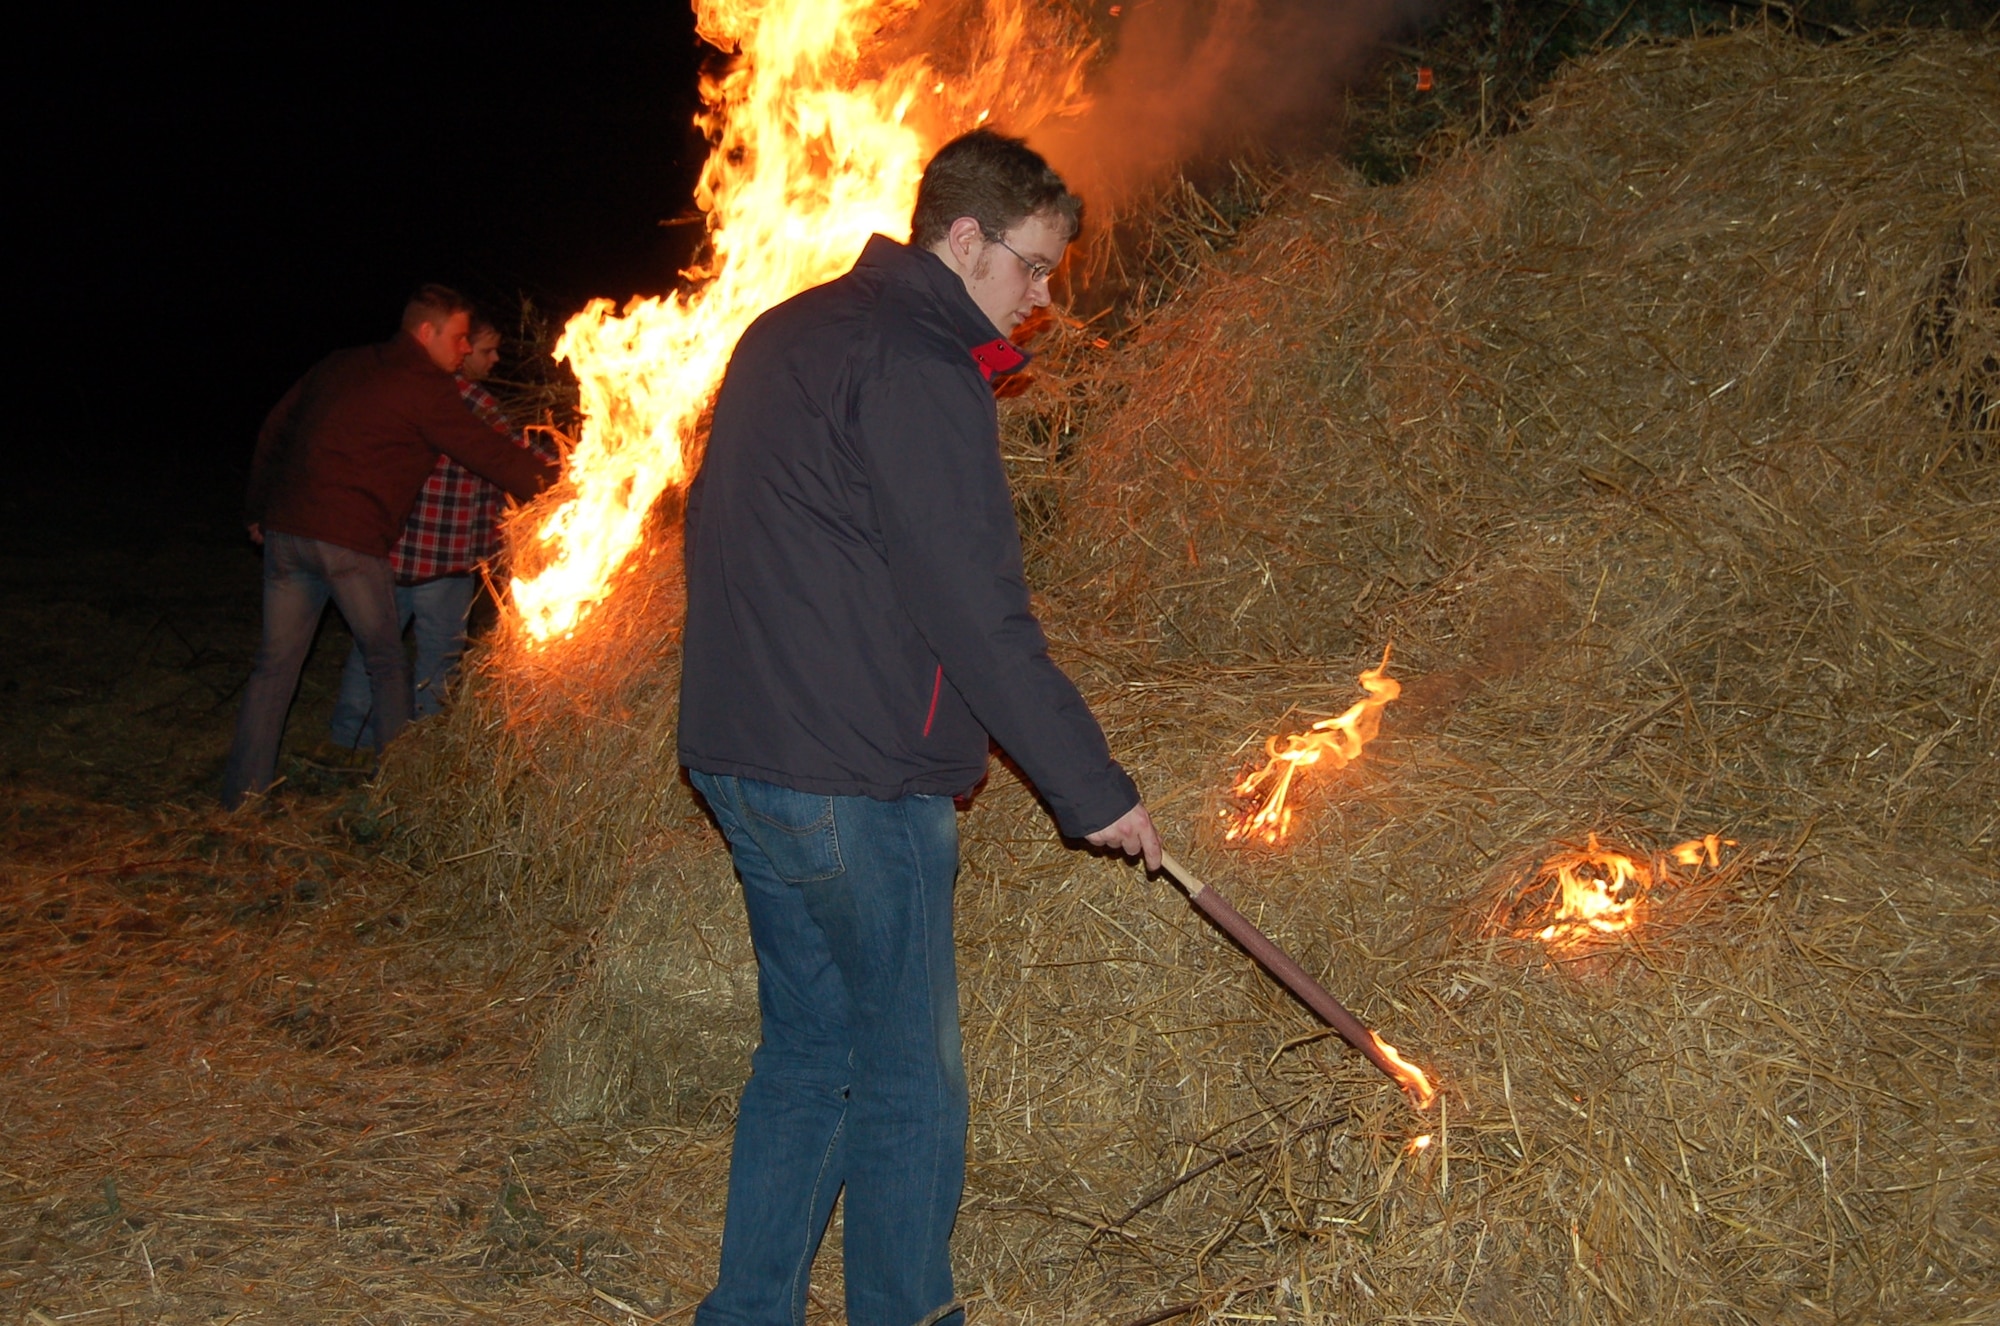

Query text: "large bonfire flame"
[509, 0, 1092, 642]
[1226, 646, 1400, 844]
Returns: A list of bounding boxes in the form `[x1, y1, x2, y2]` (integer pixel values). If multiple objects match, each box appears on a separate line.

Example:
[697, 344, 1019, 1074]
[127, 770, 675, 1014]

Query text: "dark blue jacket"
[678, 235, 1138, 838]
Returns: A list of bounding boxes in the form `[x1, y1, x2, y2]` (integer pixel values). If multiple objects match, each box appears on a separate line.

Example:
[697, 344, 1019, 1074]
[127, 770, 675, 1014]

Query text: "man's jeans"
[220, 532, 412, 809]
[327, 573, 479, 749]
[689, 771, 966, 1326]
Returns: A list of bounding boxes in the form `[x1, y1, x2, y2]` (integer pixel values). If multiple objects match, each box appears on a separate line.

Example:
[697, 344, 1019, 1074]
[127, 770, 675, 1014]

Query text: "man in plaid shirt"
[327, 316, 555, 749]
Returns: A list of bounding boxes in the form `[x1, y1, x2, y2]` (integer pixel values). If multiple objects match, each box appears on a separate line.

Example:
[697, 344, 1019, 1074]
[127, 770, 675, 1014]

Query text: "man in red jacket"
[222, 285, 557, 809]
[324, 315, 559, 751]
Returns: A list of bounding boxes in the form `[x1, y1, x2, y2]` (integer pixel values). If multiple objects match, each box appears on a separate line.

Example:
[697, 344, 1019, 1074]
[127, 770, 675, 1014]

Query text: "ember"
[1225, 645, 1399, 843]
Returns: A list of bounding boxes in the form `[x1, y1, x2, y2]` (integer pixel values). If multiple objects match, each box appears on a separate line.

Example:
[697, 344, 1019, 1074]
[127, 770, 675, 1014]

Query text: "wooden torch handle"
[1157, 852, 1405, 1084]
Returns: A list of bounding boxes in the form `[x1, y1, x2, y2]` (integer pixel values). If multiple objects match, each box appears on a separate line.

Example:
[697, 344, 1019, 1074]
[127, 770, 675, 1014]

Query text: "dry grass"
[0, 792, 558, 1319]
[13, 23, 1992, 1325]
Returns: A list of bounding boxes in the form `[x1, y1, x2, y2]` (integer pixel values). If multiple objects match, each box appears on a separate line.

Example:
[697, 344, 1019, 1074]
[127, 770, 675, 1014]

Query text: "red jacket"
[247, 332, 557, 557]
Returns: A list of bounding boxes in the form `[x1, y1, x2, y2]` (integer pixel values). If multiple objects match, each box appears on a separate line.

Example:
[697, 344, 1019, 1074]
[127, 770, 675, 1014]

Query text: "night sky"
[19, 6, 710, 536]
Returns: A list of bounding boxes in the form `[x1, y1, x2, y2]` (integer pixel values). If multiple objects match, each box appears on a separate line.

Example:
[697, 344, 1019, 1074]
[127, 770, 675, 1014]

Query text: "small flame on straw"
[1534, 833, 1647, 947]
[1670, 833, 1733, 867]
[1225, 645, 1399, 844]
[1527, 831, 1737, 950]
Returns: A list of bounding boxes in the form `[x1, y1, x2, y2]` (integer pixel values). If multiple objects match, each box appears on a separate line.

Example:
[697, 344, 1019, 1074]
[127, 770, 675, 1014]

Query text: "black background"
[16, 5, 710, 539]
[17, 0, 1991, 543]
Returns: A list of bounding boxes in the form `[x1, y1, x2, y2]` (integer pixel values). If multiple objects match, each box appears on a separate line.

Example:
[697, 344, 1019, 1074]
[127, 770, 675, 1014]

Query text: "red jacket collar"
[967, 337, 1028, 382]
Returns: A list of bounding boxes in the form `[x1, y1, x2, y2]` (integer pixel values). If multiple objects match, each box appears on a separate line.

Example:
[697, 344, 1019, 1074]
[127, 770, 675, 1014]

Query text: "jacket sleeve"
[419, 382, 558, 500]
[245, 375, 306, 524]
[855, 353, 1139, 838]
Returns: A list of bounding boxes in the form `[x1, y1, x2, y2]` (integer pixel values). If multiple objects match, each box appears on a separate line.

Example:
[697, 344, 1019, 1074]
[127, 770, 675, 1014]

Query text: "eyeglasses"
[991, 236, 1055, 285]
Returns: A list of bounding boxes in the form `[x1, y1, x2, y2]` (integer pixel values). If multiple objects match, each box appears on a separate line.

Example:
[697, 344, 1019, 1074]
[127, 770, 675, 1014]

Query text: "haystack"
[381, 27, 1999, 1322]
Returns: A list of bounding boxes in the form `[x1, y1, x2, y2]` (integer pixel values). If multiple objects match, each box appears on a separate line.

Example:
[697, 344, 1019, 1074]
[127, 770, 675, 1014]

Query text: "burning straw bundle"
[382, 26, 1998, 1322]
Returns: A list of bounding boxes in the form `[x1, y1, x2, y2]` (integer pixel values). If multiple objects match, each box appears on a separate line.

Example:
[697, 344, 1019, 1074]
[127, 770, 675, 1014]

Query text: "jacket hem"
[680, 753, 988, 804]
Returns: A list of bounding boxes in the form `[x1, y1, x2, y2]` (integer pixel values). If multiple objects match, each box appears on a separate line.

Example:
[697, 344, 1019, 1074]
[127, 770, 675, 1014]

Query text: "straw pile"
[380, 26, 1999, 1322]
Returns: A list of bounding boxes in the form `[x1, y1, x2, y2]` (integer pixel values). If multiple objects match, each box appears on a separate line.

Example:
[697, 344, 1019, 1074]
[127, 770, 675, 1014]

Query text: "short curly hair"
[909, 129, 1081, 249]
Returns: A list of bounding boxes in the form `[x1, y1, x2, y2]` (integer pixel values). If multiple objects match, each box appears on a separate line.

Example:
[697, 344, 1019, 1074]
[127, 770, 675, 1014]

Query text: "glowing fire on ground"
[1534, 833, 1650, 945]
[1224, 646, 1400, 844]
[1670, 833, 1729, 869]
[508, 0, 1093, 642]
[1531, 831, 1734, 949]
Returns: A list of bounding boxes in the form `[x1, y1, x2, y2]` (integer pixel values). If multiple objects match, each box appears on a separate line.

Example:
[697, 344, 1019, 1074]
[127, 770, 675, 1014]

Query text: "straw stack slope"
[381, 27, 1998, 1322]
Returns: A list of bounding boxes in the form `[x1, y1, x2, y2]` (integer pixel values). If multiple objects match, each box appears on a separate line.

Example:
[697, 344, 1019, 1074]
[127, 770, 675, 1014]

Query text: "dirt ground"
[0, 470, 361, 810]
[0, 473, 690, 1323]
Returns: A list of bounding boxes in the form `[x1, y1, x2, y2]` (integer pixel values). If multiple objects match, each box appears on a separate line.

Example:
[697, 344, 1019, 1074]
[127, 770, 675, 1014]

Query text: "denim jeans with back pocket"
[688, 770, 965, 1326]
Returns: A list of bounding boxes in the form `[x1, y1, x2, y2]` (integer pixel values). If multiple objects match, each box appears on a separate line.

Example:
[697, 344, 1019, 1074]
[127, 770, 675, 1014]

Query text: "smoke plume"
[1034, 0, 1436, 207]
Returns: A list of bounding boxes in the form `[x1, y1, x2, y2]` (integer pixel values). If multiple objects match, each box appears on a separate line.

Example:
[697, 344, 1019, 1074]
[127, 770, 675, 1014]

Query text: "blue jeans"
[689, 771, 966, 1326]
[326, 574, 479, 749]
[221, 532, 412, 809]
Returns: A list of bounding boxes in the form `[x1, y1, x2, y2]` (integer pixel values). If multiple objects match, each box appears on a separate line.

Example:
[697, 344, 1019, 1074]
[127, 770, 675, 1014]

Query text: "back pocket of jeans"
[738, 780, 845, 884]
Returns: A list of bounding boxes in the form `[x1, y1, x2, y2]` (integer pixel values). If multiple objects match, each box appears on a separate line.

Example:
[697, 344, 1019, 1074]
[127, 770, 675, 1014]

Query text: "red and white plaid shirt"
[391, 378, 555, 583]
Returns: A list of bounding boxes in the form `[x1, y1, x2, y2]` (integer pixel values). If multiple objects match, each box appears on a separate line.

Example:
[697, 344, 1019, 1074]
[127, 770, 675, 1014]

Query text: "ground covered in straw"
[8, 22, 1997, 1326]
[383, 26, 1998, 1323]
[0, 787, 759, 1323]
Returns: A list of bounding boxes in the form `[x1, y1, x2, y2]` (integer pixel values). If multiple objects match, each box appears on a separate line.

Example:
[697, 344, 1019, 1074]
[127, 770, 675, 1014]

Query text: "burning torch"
[1159, 851, 1436, 1108]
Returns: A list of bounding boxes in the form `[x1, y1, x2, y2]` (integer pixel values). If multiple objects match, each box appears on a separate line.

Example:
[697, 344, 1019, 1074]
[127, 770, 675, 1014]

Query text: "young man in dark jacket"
[222, 285, 557, 809]
[680, 130, 1160, 1326]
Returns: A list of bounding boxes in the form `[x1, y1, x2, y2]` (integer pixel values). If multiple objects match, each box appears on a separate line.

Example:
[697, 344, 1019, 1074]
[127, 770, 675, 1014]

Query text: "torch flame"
[1225, 645, 1399, 843]
[1370, 1030, 1437, 1109]
[510, 0, 1093, 642]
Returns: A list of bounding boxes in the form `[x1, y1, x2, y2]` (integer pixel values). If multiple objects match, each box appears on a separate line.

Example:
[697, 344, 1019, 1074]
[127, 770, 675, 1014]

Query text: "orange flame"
[1535, 833, 1651, 947]
[507, 0, 1093, 642]
[1225, 645, 1399, 843]
[1528, 831, 1736, 949]
[1371, 1030, 1437, 1109]
[1670, 833, 1730, 868]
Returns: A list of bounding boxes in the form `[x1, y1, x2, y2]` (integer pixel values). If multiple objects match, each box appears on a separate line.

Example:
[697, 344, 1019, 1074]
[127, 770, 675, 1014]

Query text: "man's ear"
[945, 216, 985, 268]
